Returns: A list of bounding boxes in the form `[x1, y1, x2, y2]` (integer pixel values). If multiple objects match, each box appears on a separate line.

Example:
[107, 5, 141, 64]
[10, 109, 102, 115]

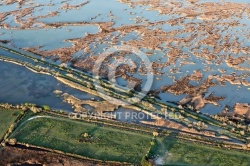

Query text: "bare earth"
[0, 146, 119, 166]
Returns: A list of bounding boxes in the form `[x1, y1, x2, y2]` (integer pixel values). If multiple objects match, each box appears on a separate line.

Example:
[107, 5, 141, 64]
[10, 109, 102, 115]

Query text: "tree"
[8, 138, 17, 145]
[43, 105, 50, 111]
[8, 124, 15, 133]
[153, 131, 158, 137]
[30, 106, 41, 113]
[83, 133, 89, 138]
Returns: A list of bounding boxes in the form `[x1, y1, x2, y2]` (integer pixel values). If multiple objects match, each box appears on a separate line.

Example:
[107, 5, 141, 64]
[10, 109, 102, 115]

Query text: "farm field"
[10, 114, 152, 164]
[9, 112, 250, 165]
[0, 109, 21, 140]
[150, 137, 250, 166]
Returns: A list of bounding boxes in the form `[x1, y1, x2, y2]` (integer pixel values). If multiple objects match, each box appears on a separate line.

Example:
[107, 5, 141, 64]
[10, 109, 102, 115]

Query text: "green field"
[8, 112, 250, 165]
[10, 115, 152, 164]
[150, 136, 250, 166]
[0, 109, 21, 140]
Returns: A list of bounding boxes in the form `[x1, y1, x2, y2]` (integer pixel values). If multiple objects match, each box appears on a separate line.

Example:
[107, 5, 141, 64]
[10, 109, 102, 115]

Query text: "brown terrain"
[0, 146, 117, 166]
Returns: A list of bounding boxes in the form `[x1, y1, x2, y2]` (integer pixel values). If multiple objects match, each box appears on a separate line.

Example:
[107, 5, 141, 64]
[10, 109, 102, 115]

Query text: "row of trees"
[0, 103, 51, 112]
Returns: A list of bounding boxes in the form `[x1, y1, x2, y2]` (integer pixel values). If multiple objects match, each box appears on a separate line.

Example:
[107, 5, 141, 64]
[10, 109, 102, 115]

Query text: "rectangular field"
[0, 109, 21, 140]
[10, 115, 152, 164]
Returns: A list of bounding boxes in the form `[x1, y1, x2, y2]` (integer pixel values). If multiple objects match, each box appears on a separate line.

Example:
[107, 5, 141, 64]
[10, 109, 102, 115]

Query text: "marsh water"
[1, 0, 250, 115]
[0, 53, 152, 122]
[0, 60, 100, 111]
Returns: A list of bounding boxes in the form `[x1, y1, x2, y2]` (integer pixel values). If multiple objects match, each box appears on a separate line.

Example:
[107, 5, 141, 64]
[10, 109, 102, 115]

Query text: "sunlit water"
[1, 0, 250, 115]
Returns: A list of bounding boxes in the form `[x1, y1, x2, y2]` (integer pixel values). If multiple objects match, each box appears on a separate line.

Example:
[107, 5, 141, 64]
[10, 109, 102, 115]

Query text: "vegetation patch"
[10, 114, 152, 164]
[150, 136, 250, 166]
[0, 109, 22, 140]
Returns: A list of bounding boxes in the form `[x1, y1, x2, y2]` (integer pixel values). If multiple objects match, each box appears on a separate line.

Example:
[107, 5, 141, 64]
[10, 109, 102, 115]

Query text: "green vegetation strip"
[10, 114, 152, 164]
[0, 109, 22, 141]
[150, 137, 250, 166]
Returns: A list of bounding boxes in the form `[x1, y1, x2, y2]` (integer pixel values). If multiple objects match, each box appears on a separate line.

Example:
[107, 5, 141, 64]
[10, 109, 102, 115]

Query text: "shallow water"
[1, 0, 250, 115]
[0, 60, 99, 111]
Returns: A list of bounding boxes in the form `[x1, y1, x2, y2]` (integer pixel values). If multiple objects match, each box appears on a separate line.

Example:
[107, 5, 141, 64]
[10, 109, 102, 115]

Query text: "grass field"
[9, 112, 250, 165]
[0, 109, 21, 140]
[10, 114, 152, 164]
[150, 135, 250, 166]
